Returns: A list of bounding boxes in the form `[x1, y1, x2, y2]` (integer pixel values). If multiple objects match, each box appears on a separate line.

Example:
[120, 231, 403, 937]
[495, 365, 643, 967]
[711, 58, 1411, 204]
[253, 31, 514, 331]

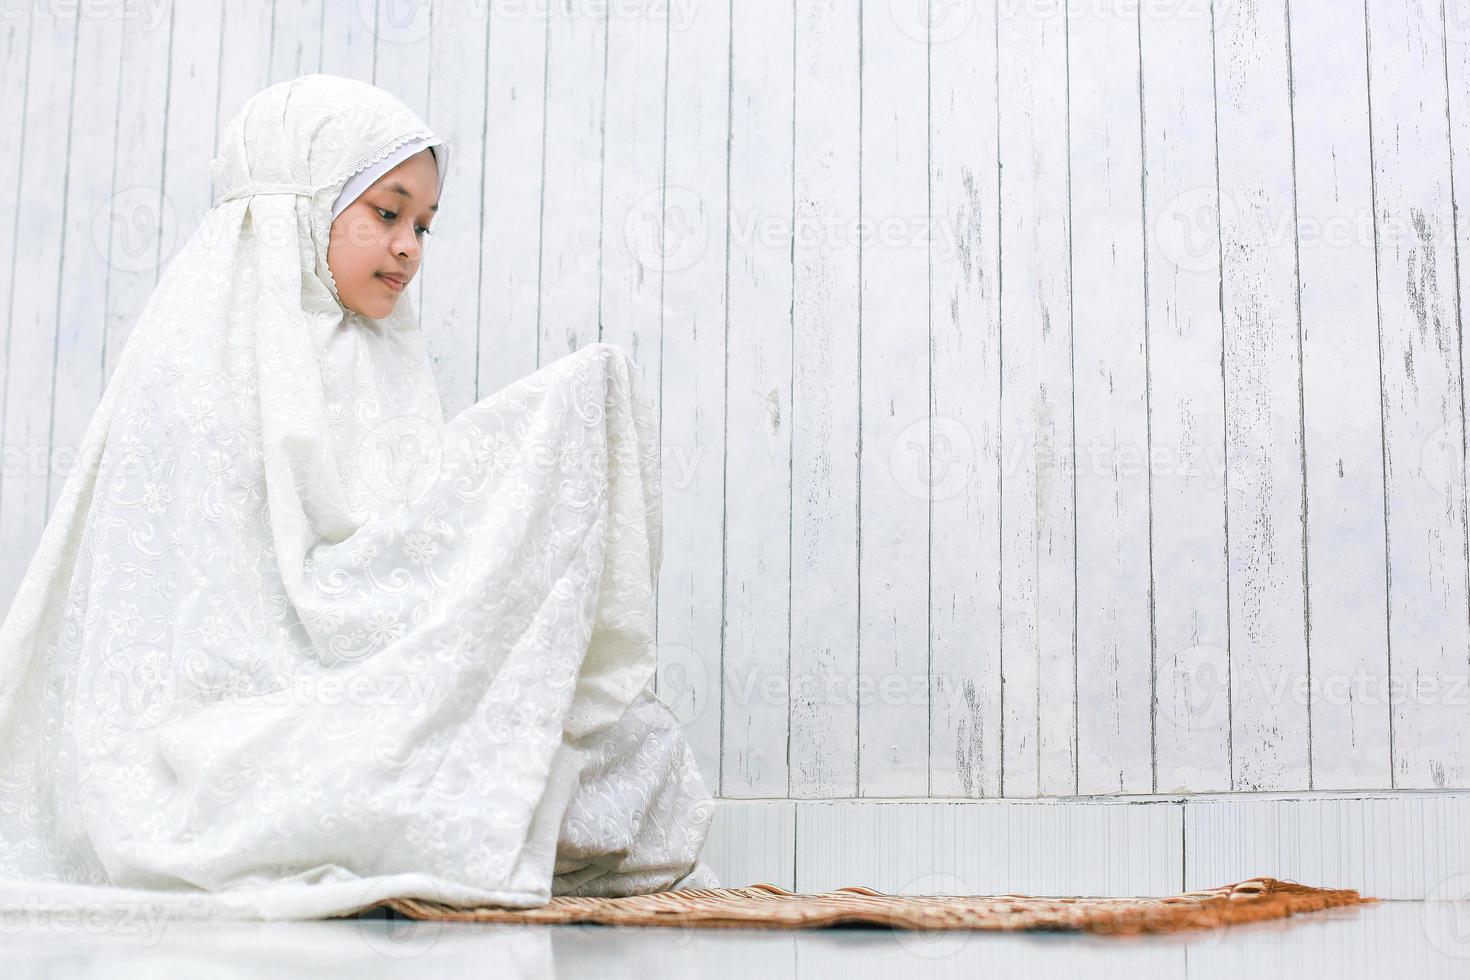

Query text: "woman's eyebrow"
[382, 182, 439, 211]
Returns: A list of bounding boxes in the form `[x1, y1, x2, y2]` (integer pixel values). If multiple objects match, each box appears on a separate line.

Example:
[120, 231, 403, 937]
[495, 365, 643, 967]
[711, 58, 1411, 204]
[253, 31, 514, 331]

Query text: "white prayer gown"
[0, 74, 717, 920]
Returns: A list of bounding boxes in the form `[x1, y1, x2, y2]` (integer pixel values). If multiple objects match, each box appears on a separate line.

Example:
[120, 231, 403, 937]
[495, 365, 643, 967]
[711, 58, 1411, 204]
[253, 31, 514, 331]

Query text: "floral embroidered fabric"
[0, 74, 717, 920]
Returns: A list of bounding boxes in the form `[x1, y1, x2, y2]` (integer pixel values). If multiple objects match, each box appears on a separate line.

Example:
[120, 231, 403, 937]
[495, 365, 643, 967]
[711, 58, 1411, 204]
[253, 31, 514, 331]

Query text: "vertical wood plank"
[475, 0, 548, 398]
[1183, 793, 1470, 899]
[1290, 0, 1391, 790]
[0, 6, 31, 613]
[856, 0, 932, 797]
[789, 0, 862, 798]
[538, 1, 606, 366]
[598, 2, 666, 370]
[1442, 0, 1470, 792]
[1216, 0, 1312, 790]
[796, 799, 1184, 896]
[721, 0, 794, 797]
[700, 800, 796, 889]
[997, 0, 1078, 799]
[46, 11, 123, 536]
[270, 0, 326, 82]
[102, 1, 174, 383]
[162, 2, 223, 260]
[215, 0, 274, 179]
[0, 9, 77, 608]
[1068, 1, 1153, 794]
[0, 0, 30, 381]
[656, 0, 729, 801]
[419, 1, 490, 418]
[371, 2, 432, 136]
[318, 0, 376, 80]
[1366, 0, 1470, 789]
[0, 13, 29, 531]
[928, 0, 1002, 798]
[8, 0, 1470, 804]
[1140, 0, 1231, 792]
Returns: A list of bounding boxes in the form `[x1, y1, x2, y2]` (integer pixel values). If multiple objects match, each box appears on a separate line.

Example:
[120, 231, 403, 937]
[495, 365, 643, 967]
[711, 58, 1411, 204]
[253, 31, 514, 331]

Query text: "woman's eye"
[377, 208, 431, 236]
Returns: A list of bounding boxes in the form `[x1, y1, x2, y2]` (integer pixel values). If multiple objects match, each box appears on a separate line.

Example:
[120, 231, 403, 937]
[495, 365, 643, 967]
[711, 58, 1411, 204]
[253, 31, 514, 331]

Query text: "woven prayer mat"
[372, 877, 1377, 934]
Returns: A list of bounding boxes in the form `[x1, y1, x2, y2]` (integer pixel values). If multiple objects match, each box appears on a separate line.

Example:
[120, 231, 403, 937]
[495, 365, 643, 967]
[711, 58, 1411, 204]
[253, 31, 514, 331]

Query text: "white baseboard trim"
[699, 792, 1470, 900]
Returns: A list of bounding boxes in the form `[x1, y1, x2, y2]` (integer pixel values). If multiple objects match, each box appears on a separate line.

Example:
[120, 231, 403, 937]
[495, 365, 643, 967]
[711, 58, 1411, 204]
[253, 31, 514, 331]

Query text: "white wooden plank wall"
[705, 792, 1470, 899]
[2, 0, 1469, 802]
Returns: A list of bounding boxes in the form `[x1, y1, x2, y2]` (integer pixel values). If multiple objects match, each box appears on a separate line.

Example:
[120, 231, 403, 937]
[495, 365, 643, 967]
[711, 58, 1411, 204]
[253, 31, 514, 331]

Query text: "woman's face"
[326, 148, 439, 318]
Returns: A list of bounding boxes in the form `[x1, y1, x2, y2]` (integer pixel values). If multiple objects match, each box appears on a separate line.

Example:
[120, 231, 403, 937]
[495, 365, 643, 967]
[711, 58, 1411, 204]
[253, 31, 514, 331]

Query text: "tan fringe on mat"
[372, 876, 1378, 934]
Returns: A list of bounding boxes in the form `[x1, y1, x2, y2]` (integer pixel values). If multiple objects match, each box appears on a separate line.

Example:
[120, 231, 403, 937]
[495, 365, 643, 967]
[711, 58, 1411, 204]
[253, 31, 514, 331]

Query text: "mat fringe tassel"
[368, 876, 1378, 934]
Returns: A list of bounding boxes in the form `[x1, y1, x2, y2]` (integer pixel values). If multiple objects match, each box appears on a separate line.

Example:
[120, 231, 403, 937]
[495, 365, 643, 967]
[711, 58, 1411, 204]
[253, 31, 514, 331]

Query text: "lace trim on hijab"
[314, 129, 437, 308]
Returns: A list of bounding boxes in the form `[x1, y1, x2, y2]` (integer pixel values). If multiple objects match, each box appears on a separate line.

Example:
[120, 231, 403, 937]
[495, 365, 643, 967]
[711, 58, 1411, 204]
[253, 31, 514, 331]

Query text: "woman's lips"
[377, 273, 406, 292]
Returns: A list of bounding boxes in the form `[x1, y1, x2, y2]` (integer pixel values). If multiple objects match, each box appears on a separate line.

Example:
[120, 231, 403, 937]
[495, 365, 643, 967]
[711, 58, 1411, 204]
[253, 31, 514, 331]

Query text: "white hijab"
[329, 135, 448, 223]
[0, 73, 714, 920]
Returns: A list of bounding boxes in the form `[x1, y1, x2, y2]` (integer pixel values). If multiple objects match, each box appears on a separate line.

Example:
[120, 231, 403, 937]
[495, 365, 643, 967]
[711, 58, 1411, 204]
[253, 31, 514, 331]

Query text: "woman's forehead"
[366, 152, 440, 210]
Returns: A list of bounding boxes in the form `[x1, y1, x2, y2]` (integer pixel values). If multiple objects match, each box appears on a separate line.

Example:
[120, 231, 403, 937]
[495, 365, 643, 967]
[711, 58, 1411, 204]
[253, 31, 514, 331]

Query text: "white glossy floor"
[3, 900, 1469, 978]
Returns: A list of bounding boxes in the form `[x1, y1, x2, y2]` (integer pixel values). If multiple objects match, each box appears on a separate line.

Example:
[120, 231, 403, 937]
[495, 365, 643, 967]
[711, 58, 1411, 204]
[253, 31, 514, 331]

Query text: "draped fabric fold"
[0, 73, 716, 920]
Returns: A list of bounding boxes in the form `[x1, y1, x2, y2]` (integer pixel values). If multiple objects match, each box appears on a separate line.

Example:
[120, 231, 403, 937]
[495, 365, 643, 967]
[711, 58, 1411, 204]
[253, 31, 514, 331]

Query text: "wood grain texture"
[929, 0, 1002, 799]
[1290, 0, 1392, 790]
[4, 0, 1469, 801]
[539, 0, 606, 371]
[1365, 0, 1470, 789]
[997, 0, 1078, 799]
[706, 791, 1470, 900]
[789, 0, 861, 799]
[1140, 0, 1231, 794]
[49, 9, 127, 535]
[722, 0, 794, 798]
[417, 0, 489, 418]
[475, 0, 546, 403]
[1, 7, 78, 608]
[1068, 1, 1153, 795]
[857, 0, 931, 797]
[659, 0, 728, 801]
[1215, 0, 1311, 791]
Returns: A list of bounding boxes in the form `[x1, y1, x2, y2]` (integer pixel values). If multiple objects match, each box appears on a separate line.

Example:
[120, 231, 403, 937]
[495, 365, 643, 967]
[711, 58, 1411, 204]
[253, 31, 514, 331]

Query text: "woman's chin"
[345, 292, 397, 319]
